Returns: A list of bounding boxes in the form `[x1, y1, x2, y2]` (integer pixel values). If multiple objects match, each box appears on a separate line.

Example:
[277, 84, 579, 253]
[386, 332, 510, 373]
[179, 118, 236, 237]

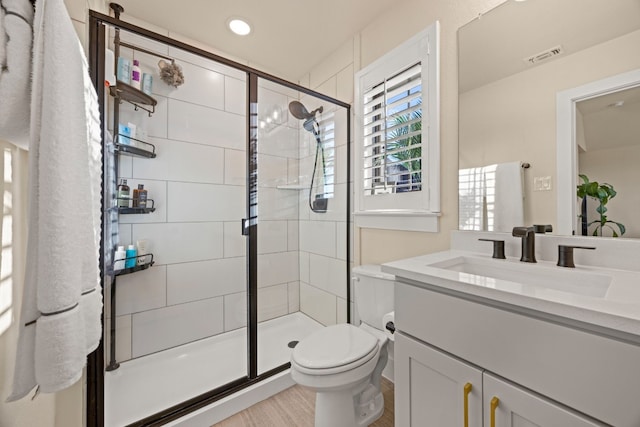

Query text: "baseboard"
[165, 371, 295, 427]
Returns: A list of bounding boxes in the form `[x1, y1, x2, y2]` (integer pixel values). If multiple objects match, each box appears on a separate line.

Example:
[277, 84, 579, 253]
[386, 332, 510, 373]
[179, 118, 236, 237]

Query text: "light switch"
[541, 176, 552, 190]
[533, 176, 552, 191]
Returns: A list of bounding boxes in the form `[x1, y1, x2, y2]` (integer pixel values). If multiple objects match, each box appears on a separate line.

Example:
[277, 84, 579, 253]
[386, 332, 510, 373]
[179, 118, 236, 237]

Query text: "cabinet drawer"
[396, 281, 640, 427]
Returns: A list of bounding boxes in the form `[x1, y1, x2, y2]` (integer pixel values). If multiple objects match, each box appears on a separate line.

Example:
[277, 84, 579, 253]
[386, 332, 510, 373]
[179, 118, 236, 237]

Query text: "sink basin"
[428, 256, 611, 298]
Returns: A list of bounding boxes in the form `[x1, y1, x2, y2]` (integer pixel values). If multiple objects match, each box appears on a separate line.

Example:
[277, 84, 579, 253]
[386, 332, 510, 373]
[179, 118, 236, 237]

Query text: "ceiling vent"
[524, 45, 564, 65]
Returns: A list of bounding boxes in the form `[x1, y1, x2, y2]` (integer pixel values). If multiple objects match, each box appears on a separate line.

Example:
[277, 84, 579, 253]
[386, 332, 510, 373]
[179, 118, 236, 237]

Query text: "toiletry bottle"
[127, 122, 137, 147]
[132, 185, 139, 207]
[125, 244, 137, 268]
[142, 73, 153, 95]
[117, 179, 130, 208]
[133, 184, 148, 208]
[117, 57, 131, 84]
[136, 239, 148, 266]
[131, 60, 141, 89]
[114, 246, 126, 270]
[118, 123, 131, 145]
[105, 49, 116, 87]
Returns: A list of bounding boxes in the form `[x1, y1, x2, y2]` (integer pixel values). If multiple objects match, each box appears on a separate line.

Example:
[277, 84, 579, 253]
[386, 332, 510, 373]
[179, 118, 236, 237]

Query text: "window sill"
[354, 210, 440, 232]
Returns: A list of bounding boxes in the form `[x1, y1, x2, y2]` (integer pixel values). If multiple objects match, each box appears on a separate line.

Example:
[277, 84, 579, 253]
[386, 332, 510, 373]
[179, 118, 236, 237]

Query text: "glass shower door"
[92, 13, 350, 426]
[102, 22, 250, 426]
[255, 77, 349, 375]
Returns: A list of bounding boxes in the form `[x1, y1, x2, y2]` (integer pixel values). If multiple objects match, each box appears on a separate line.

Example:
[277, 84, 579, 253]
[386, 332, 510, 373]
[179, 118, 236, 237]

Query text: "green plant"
[387, 108, 422, 185]
[576, 174, 625, 237]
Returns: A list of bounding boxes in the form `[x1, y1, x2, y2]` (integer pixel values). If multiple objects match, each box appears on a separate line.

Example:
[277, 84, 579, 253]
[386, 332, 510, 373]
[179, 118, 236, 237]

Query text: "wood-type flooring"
[215, 377, 394, 426]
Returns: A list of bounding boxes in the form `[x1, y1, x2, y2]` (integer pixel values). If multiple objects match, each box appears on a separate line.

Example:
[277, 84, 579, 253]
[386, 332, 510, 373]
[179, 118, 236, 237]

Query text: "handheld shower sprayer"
[289, 101, 323, 138]
[289, 101, 323, 121]
[288, 100, 328, 213]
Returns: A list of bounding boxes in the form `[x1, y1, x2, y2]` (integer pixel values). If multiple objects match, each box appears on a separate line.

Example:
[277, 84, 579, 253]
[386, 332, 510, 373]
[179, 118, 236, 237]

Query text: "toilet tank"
[352, 265, 395, 328]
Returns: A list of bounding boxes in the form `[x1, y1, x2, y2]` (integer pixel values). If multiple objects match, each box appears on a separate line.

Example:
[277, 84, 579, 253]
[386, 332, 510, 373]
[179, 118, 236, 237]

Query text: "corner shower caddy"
[105, 2, 171, 371]
[114, 253, 155, 276]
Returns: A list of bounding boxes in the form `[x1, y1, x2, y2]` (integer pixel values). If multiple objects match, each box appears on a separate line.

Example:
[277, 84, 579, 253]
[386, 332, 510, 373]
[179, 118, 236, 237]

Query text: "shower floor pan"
[105, 312, 323, 427]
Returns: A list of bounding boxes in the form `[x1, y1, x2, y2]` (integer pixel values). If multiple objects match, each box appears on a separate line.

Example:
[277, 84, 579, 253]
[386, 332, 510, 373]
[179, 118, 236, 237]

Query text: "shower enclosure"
[88, 10, 350, 427]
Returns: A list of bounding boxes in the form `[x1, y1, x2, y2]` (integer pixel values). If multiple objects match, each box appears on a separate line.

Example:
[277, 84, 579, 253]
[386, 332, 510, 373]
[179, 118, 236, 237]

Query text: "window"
[458, 165, 497, 231]
[363, 64, 422, 196]
[354, 22, 440, 232]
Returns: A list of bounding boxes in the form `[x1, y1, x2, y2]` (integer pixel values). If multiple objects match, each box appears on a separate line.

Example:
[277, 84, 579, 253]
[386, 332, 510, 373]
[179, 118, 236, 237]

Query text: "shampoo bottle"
[131, 59, 141, 89]
[114, 246, 126, 271]
[117, 179, 130, 208]
[133, 184, 148, 208]
[125, 244, 137, 268]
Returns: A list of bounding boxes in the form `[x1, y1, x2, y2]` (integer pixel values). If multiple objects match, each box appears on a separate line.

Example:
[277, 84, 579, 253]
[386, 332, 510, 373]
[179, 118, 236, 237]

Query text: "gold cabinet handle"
[490, 396, 500, 427]
[463, 383, 472, 427]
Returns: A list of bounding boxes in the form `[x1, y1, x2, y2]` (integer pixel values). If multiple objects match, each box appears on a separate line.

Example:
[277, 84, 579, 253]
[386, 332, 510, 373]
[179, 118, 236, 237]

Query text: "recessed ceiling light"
[228, 18, 251, 36]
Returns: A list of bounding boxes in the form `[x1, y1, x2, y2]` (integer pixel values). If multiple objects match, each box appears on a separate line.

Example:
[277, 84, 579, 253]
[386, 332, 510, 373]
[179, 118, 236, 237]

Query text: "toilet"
[290, 265, 394, 427]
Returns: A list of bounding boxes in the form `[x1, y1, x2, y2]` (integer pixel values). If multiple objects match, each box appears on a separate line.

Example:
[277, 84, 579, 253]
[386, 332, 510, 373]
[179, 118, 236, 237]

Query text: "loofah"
[158, 59, 185, 88]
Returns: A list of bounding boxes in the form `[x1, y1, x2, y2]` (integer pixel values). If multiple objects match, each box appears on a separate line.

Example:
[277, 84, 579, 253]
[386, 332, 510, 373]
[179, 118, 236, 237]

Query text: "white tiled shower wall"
[295, 100, 350, 326]
[107, 25, 349, 362]
[299, 36, 357, 326]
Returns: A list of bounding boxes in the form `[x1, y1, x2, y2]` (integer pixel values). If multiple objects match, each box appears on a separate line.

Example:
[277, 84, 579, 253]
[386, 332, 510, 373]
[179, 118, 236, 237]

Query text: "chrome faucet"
[512, 226, 536, 263]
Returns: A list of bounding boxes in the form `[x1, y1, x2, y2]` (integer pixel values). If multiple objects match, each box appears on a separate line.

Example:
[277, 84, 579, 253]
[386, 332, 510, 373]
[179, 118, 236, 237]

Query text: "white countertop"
[383, 250, 640, 342]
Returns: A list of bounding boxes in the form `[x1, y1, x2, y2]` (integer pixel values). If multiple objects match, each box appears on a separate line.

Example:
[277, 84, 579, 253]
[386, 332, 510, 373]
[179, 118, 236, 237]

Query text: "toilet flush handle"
[385, 321, 395, 334]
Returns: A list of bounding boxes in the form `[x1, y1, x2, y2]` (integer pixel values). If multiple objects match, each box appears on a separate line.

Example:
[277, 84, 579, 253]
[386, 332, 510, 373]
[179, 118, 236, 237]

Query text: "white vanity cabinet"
[396, 333, 601, 427]
[394, 280, 640, 427]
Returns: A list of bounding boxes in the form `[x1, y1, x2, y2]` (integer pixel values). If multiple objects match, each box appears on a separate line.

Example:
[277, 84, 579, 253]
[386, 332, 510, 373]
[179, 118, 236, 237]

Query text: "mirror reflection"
[458, 0, 640, 235]
[577, 86, 640, 238]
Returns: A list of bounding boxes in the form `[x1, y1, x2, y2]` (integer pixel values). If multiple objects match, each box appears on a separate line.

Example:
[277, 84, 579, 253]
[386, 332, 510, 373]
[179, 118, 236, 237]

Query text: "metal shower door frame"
[88, 10, 350, 427]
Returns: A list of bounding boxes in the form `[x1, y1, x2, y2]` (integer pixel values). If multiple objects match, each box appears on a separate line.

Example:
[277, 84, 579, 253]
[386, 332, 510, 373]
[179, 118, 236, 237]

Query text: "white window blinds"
[354, 22, 440, 231]
[362, 63, 422, 197]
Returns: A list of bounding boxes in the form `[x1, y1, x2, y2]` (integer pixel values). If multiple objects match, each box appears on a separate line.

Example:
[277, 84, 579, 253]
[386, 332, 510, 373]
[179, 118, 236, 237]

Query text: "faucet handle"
[478, 238, 506, 259]
[533, 224, 553, 234]
[557, 245, 596, 268]
[512, 226, 533, 237]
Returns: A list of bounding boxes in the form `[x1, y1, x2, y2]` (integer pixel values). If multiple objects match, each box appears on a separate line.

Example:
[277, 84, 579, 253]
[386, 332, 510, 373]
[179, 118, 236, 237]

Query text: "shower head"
[289, 102, 328, 214]
[289, 101, 323, 120]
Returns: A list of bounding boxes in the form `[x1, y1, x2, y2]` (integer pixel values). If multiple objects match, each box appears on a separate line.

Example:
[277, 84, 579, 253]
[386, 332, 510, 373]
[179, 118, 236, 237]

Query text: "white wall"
[300, 0, 507, 266]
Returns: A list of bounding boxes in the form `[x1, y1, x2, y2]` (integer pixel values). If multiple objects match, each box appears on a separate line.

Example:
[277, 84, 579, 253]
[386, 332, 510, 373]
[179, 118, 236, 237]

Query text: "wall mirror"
[458, 0, 640, 236]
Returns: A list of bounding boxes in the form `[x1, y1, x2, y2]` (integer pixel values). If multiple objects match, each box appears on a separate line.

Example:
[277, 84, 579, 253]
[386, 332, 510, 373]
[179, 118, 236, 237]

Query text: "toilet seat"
[292, 324, 379, 375]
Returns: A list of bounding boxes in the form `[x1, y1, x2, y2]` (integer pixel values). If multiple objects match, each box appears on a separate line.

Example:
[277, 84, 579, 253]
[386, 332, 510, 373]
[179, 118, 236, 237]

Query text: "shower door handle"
[241, 217, 258, 235]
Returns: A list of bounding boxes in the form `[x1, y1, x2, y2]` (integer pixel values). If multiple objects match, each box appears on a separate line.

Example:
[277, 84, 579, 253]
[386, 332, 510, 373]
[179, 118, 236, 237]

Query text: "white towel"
[0, 0, 33, 149]
[492, 162, 524, 232]
[7, 0, 102, 401]
[34, 305, 86, 392]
